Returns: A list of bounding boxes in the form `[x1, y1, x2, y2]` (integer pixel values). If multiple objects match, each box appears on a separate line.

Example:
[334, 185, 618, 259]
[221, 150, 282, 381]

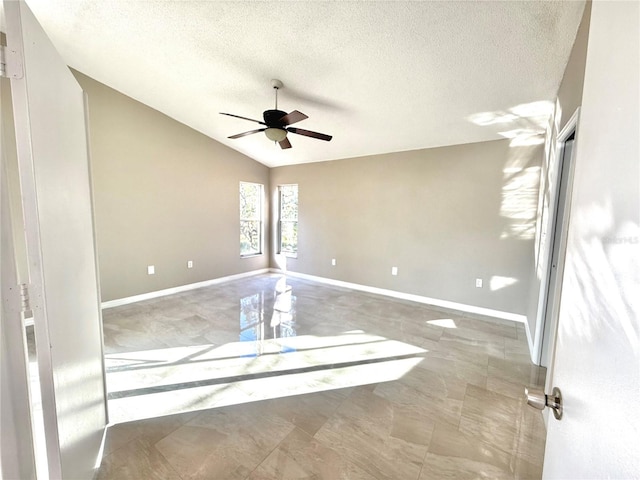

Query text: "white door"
[3, 1, 107, 479]
[542, 1, 639, 478]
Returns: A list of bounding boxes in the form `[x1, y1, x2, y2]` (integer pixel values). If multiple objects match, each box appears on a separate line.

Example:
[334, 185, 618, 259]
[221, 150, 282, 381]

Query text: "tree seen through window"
[240, 182, 262, 256]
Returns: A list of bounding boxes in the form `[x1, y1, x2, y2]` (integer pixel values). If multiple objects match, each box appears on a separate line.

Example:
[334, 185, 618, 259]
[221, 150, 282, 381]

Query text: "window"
[240, 182, 263, 256]
[278, 184, 298, 255]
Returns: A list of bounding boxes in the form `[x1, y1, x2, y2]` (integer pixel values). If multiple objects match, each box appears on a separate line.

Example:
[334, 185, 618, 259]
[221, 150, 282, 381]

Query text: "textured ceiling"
[23, 0, 585, 167]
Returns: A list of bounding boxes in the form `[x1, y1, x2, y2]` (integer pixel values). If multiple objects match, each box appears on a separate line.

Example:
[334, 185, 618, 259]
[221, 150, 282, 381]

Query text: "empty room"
[1, 1, 638, 479]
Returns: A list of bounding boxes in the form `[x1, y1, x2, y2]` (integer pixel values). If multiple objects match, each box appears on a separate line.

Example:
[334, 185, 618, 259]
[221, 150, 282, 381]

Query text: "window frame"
[239, 181, 264, 257]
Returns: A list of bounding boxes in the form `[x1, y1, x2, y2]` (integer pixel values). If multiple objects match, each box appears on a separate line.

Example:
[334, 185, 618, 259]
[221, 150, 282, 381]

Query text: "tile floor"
[97, 274, 547, 479]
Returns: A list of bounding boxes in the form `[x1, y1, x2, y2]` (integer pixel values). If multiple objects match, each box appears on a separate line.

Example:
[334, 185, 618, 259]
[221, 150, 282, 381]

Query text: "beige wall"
[271, 140, 543, 315]
[526, 1, 591, 351]
[75, 60, 573, 321]
[73, 72, 270, 301]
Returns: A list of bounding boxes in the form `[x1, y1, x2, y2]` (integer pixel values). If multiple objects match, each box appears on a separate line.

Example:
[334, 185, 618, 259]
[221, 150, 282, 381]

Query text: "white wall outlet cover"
[476, 278, 483, 288]
[331, 258, 336, 266]
[147, 265, 155, 275]
[391, 267, 398, 276]
[187, 261, 193, 268]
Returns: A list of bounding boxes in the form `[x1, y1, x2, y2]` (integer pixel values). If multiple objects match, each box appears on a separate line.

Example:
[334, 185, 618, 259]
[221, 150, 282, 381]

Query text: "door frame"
[0, 93, 38, 479]
[533, 108, 580, 368]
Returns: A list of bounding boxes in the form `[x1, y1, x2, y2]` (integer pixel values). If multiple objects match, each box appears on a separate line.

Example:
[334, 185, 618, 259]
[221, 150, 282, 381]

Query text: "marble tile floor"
[98, 273, 547, 479]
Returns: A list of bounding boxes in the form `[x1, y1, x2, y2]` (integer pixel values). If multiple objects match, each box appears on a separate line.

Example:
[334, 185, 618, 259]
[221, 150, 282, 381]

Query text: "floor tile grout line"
[151, 439, 188, 480]
[415, 422, 437, 480]
[241, 424, 298, 480]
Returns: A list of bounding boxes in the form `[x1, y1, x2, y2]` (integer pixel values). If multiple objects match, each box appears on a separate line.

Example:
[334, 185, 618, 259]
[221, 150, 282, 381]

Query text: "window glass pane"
[280, 185, 298, 221]
[240, 182, 261, 221]
[279, 185, 298, 254]
[280, 221, 297, 254]
[240, 182, 262, 256]
[240, 220, 260, 255]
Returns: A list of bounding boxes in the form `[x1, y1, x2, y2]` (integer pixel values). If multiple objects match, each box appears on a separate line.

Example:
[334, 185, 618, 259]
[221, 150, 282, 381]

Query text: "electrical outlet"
[147, 265, 155, 275]
[187, 260, 193, 269]
[391, 266, 398, 276]
[331, 258, 336, 266]
[476, 278, 483, 288]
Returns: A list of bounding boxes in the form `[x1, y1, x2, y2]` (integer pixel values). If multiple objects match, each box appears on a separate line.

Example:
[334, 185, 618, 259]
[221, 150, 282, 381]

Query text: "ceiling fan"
[220, 79, 332, 150]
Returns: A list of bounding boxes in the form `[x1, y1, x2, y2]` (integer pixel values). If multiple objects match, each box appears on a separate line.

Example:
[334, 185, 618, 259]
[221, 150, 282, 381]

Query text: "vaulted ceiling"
[25, 0, 585, 167]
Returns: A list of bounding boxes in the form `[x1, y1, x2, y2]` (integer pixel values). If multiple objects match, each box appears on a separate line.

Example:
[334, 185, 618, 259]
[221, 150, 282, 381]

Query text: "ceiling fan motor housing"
[263, 109, 288, 126]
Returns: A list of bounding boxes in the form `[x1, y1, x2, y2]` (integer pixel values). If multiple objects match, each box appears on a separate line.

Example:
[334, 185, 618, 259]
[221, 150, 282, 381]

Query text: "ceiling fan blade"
[287, 127, 332, 141]
[228, 128, 266, 139]
[279, 137, 292, 149]
[278, 110, 308, 126]
[220, 112, 266, 125]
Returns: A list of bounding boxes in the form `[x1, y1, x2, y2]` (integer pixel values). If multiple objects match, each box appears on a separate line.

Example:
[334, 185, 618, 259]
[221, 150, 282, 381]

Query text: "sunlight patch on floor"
[105, 334, 427, 424]
[426, 319, 457, 329]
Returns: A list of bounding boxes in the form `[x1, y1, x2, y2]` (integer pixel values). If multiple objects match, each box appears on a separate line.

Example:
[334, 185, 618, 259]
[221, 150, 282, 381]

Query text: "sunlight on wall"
[497, 129, 545, 147]
[489, 276, 519, 291]
[273, 253, 288, 271]
[469, 100, 553, 147]
[533, 97, 562, 278]
[553, 97, 564, 138]
[468, 101, 552, 241]
[500, 164, 542, 240]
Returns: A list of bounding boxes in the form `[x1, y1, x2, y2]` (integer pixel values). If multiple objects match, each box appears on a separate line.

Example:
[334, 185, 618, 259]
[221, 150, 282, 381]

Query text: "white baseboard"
[101, 269, 270, 309]
[525, 317, 537, 364]
[272, 269, 527, 324]
[102, 267, 527, 326]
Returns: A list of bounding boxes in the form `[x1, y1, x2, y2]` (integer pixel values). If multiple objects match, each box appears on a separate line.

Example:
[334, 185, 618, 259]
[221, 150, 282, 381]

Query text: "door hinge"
[20, 283, 32, 317]
[0, 45, 24, 79]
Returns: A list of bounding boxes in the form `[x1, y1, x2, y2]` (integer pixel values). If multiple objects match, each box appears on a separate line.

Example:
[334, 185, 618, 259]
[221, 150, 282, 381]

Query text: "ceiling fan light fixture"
[265, 127, 287, 142]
